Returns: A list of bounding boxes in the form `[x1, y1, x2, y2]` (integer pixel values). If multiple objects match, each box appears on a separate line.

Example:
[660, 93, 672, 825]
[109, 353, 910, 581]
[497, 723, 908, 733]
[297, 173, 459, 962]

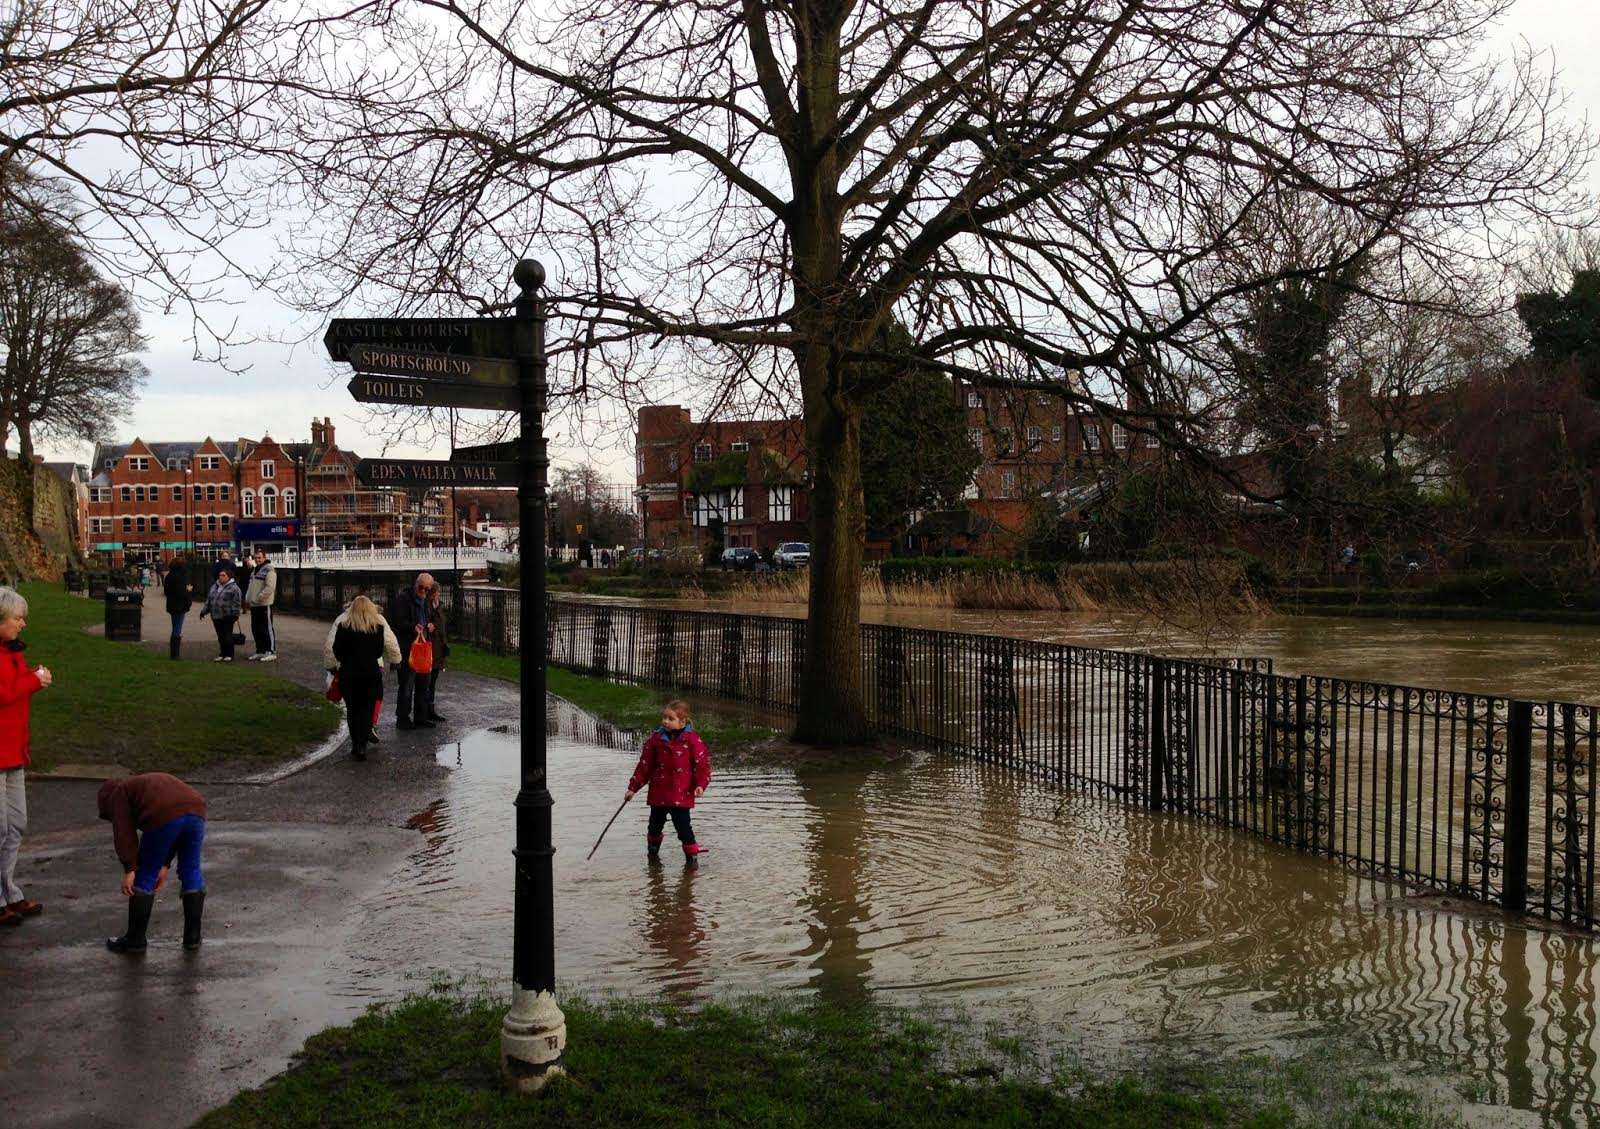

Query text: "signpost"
[355, 457, 520, 489]
[346, 373, 518, 412]
[350, 344, 517, 386]
[325, 262, 564, 1093]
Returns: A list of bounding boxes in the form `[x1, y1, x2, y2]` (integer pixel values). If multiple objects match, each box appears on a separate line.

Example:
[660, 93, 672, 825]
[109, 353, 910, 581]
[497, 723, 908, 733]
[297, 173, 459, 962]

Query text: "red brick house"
[635, 405, 809, 554]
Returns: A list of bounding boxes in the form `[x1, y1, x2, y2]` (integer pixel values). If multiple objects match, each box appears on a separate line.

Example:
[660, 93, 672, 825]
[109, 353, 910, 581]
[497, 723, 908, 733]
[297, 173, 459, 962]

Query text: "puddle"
[332, 699, 1600, 1126]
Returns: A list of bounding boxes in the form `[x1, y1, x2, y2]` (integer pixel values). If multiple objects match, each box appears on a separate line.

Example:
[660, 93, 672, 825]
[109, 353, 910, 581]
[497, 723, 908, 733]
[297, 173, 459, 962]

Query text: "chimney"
[322, 417, 335, 448]
[310, 419, 324, 446]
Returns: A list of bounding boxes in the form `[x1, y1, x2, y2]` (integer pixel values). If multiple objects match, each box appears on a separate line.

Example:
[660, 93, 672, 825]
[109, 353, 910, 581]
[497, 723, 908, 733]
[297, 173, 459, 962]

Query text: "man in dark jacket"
[386, 572, 438, 730]
[97, 773, 207, 954]
[161, 561, 192, 660]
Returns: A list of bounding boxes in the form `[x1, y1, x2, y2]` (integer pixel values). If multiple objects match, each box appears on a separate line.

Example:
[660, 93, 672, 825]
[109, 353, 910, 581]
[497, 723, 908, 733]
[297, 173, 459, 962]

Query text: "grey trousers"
[0, 767, 25, 904]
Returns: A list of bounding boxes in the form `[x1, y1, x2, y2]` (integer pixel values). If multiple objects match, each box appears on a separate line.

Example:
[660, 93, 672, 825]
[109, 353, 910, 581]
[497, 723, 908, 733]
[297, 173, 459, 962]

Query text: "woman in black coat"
[328, 596, 401, 761]
[162, 561, 193, 660]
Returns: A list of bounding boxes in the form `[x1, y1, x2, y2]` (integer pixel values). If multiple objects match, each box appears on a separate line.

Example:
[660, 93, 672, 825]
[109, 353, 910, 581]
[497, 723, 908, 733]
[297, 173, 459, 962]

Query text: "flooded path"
[336, 701, 1600, 1126]
[601, 595, 1600, 704]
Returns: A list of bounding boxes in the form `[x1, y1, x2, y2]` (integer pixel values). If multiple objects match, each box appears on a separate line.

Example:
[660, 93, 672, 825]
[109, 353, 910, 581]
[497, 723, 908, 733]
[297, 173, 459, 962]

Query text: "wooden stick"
[586, 795, 632, 860]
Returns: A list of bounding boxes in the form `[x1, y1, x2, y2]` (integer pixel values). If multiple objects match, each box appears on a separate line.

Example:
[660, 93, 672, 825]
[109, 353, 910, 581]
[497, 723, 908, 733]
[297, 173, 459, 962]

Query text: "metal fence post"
[1504, 700, 1534, 915]
[1149, 658, 1167, 812]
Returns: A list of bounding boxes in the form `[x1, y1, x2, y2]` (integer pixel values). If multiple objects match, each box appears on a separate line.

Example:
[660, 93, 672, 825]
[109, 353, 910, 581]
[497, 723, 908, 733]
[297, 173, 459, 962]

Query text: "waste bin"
[87, 572, 110, 598]
[104, 588, 144, 642]
[64, 569, 84, 594]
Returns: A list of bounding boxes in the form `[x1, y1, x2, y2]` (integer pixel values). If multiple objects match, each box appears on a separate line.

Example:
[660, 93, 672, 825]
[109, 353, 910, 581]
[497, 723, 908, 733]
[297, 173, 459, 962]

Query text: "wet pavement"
[8, 689, 1600, 1126]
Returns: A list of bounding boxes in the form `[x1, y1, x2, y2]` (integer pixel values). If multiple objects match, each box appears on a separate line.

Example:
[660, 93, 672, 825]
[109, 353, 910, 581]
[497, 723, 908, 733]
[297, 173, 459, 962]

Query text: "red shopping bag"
[325, 672, 342, 703]
[409, 638, 434, 675]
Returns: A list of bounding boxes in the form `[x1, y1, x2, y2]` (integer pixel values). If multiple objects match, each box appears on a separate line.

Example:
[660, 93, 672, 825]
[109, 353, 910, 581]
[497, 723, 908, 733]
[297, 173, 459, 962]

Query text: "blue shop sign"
[234, 520, 301, 540]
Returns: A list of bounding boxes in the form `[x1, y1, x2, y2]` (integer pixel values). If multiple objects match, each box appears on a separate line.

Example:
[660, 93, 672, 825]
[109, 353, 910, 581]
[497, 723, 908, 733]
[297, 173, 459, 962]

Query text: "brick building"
[635, 405, 809, 554]
[86, 418, 454, 567]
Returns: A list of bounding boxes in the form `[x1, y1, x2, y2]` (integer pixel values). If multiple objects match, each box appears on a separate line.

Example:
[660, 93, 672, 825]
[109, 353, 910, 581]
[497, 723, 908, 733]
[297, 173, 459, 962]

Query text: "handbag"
[325, 672, 343, 703]
[408, 637, 434, 675]
[231, 630, 247, 645]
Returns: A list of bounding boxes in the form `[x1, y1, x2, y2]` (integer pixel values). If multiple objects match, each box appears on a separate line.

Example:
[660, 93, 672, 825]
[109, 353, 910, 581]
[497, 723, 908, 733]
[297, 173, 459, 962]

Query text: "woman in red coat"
[624, 699, 711, 867]
[0, 587, 53, 928]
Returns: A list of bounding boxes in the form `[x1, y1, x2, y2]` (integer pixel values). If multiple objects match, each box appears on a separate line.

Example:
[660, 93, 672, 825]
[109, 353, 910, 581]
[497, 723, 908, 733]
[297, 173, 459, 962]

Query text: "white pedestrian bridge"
[276, 546, 517, 572]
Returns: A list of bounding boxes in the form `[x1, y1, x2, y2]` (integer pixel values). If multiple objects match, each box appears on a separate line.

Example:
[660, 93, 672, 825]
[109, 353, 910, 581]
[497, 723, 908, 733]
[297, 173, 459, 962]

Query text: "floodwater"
[621, 595, 1600, 704]
[335, 699, 1600, 1126]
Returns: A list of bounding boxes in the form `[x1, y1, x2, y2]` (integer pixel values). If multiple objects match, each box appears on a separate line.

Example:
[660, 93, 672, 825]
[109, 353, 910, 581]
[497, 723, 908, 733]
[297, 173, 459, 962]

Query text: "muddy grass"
[194, 990, 1464, 1129]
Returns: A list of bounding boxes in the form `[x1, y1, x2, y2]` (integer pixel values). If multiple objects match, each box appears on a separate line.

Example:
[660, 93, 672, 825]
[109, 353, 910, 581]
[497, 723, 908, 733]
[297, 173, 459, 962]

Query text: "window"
[730, 441, 749, 453]
[220, 515, 230, 530]
[171, 485, 183, 501]
[149, 516, 161, 532]
[693, 443, 713, 463]
[1084, 425, 1102, 452]
[284, 488, 296, 517]
[1145, 431, 1159, 448]
[1052, 426, 1063, 444]
[1037, 393, 1050, 405]
[122, 517, 132, 532]
[242, 489, 256, 517]
[1001, 471, 1017, 498]
[1026, 426, 1042, 450]
[726, 487, 744, 522]
[90, 487, 110, 503]
[1112, 424, 1128, 450]
[120, 486, 132, 502]
[769, 485, 793, 522]
[218, 484, 229, 500]
[135, 485, 147, 502]
[207, 515, 219, 532]
[198, 455, 220, 471]
[997, 428, 1014, 455]
[173, 516, 183, 532]
[127, 456, 149, 471]
[192, 484, 202, 500]
[635, 452, 643, 477]
[968, 428, 984, 453]
[166, 458, 181, 470]
[966, 390, 981, 408]
[135, 516, 146, 533]
[103, 459, 114, 470]
[261, 485, 278, 517]
[260, 459, 276, 479]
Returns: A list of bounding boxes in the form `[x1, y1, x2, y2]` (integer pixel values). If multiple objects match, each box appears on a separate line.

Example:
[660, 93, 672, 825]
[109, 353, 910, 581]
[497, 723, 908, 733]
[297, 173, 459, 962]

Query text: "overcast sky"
[36, 0, 1600, 481]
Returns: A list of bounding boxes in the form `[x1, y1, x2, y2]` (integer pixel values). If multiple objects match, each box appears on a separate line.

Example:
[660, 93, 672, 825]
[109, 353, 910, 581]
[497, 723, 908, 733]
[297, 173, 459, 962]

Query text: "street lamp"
[296, 455, 306, 568]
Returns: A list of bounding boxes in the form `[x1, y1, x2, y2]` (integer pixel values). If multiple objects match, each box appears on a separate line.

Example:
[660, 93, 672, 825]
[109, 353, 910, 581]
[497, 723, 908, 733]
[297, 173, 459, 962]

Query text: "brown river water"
[616, 596, 1600, 705]
[328, 700, 1600, 1127]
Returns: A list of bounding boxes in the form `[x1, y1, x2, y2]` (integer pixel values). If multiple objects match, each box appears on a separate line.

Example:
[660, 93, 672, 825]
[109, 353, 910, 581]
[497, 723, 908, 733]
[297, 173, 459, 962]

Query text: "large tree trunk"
[795, 356, 870, 745]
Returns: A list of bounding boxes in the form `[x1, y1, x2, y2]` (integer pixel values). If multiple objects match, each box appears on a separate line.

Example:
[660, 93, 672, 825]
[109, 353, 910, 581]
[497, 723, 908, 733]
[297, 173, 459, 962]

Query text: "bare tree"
[0, 0, 321, 351]
[280, 0, 1587, 742]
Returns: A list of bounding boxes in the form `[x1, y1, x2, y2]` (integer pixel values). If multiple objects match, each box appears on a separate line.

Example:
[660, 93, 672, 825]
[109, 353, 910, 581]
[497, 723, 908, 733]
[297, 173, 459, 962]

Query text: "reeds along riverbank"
[697, 559, 1267, 615]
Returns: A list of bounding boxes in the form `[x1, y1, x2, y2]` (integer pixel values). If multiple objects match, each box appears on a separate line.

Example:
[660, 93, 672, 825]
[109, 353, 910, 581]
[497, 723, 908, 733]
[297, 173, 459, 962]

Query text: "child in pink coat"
[625, 699, 711, 867]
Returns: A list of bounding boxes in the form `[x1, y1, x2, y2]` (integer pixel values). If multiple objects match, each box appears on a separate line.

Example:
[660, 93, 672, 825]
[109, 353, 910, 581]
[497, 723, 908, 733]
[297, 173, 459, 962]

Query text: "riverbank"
[25, 585, 339, 775]
[195, 990, 1462, 1129]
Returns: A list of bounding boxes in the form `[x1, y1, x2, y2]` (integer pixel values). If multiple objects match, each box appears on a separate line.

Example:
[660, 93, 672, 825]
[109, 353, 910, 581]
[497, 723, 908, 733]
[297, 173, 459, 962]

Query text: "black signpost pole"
[500, 259, 565, 1090]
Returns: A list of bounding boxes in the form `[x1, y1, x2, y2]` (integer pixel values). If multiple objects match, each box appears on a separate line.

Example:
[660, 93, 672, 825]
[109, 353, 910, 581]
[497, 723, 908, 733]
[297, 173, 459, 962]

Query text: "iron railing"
[273, 572, 1599, 932]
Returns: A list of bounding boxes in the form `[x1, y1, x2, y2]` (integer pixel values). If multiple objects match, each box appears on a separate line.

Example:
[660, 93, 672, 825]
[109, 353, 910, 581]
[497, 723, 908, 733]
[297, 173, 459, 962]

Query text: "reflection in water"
[331, 718, 1600, 1126]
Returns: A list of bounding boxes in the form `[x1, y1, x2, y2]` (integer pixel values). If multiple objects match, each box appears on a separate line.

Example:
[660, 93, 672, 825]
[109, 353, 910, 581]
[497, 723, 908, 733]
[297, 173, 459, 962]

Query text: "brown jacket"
[96, 773, 208, 870]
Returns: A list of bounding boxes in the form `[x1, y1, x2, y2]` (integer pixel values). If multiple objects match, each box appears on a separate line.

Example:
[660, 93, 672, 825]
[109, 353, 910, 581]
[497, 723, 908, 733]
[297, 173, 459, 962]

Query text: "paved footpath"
[0, 603, 521, 1129]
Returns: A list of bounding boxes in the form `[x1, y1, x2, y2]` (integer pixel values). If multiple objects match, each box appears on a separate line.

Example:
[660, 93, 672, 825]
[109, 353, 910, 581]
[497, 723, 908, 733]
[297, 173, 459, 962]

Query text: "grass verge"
[23, 584, 339, 775]
[195, 990, 1463, 1129]
[447, 644, 780, 752]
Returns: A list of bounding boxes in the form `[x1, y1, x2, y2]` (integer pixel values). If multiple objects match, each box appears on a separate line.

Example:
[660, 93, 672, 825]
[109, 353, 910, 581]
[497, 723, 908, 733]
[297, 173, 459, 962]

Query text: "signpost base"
[500, 987, 567, 1093]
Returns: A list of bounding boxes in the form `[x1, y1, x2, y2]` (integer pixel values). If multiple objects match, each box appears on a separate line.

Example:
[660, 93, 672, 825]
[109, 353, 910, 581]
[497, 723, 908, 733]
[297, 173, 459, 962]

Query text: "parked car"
[774, 542, 811, 569]
[719, 546, 764, 571]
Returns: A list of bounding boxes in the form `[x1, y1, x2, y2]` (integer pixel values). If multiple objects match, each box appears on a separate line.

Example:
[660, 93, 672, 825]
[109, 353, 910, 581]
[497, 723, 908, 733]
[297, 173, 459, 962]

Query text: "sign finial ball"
[514, 259, 545, 292]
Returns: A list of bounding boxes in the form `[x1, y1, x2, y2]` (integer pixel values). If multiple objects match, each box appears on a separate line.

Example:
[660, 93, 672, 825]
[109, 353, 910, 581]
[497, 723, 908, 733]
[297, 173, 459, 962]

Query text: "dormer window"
[127, 456, 149, 471]
[260, 459, 276, 479]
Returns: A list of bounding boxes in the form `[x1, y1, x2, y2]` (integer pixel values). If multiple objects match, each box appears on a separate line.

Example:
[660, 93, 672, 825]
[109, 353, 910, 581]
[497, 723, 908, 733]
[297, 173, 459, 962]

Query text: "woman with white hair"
[0, 586, 52, 928]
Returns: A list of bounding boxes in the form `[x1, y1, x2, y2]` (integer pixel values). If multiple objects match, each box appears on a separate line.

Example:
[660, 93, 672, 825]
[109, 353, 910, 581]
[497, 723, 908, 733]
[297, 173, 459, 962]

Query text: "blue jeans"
[133, 814, 206, 894]
[170, 611, 186, 640]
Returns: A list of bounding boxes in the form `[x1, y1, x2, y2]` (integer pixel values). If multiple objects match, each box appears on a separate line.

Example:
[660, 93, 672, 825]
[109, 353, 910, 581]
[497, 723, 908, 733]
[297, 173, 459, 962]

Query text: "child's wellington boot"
[683, 843, 702, 869]
[181, 891, 206, 950]
[647, 834, 664, 864]
[107, 893, 155, 954]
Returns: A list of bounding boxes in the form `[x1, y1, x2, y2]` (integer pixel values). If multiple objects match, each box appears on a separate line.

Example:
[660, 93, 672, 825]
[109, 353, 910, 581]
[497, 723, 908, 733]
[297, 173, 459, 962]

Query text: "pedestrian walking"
[199, 568, 243, 662]
[624, 699, 711, 868]
[422, 582, 450, 724]
[98, 773, 207, 953]
[323, 596, 401, 761]
[162, 559, 193, 660]
[245, 549, 277, 661]
[385, 572, 438, 730]
[0, 587, 52, 928]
